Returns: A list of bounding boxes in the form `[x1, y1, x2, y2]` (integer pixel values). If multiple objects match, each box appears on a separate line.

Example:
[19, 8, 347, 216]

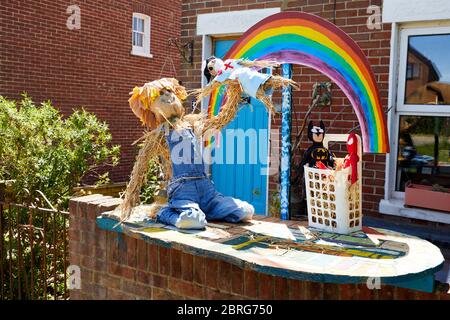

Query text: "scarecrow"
[120, 78, 256, 229]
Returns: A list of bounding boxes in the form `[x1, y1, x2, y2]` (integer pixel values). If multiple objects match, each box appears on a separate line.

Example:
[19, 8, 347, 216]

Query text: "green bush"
[0, 95, 120, 209]
[140, 160, 163, 205]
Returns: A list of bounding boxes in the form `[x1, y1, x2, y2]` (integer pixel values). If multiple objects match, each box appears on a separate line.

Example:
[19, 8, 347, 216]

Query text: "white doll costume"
[211, 59, 271, 98]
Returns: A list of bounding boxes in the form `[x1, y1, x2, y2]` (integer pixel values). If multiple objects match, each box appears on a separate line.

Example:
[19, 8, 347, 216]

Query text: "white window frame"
[396, 26, 450, 114]
[380, 21, 450, 224]
[131, 13, 152, 58]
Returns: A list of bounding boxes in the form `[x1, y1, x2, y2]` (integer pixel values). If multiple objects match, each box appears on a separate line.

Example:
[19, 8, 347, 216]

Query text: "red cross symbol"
[224, 62, 234, 71]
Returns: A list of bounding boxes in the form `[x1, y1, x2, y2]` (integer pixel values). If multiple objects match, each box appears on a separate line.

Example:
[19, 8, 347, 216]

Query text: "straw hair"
[128, 78, 188, 129]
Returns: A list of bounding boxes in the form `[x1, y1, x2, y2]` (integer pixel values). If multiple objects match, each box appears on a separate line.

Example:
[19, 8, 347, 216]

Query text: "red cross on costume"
[224, 61, 234, 71]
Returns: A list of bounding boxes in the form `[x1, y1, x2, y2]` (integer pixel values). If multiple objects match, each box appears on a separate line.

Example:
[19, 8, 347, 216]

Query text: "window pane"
[404, 34, 450, 105]
[396, 115, 450, 191]
[132, 32, 143, 47]
[133, 17, 144, 32]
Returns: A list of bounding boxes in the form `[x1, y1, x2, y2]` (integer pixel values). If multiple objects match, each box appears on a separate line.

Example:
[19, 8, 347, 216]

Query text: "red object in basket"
[345, 133, 359, 184]
[315, 161, 328, 169]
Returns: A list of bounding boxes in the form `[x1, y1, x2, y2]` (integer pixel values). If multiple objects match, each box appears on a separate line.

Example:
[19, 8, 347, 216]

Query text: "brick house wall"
[68, 195, 450, 300]
[0, 0, 181, 182]
[178, 0, 390, 219]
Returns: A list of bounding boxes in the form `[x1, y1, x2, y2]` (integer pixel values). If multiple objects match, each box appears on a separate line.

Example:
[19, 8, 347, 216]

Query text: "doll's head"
[308, 120, 326, 143]
[203, 56, 224, 82]
[129, 78, 187, 129]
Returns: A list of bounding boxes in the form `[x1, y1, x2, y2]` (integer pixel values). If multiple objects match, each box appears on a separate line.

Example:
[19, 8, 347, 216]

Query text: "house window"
[395, 115, 450, 192]
[131, 13, 152, 58]
[386, 25, 450, 205]
[404, 33, 450, 105]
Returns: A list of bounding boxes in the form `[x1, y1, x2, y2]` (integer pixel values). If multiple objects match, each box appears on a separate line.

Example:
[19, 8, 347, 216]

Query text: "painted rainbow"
[208, 12, 389, 153]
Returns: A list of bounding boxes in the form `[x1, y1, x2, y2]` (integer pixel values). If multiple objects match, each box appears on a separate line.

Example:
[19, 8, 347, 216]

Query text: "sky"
[409, 33, 450, 82]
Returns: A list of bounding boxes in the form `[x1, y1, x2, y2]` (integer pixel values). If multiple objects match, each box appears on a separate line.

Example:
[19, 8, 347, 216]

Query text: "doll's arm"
[119, 128, 165, 221]
[238, 59, 279, 69]
[201, 82, 243, 134]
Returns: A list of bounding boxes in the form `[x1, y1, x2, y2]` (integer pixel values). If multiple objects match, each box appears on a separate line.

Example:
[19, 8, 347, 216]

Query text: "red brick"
[151, 274, 168, 289]
[168, 278, 204, 299]
[170, 249, 182, 278]
[274, 277, 289, 300]
[244, 269, 258, 299]
[108, 262, 135, 281]
[159, 246, 171, 276]
[230, 264, 244, 295]
[193, 255, 206, 284]
[258, 274, 274, 299]
[147, 244, 159, 273]
[288, 279, 306, 300]
[152, 287, 183, 300]
[205, 258, 219, 289]
[136, 239, 148, 271]
[217, 260, 232, 293]
[126, 237, 137, 268]
[181, 251, 194, 282]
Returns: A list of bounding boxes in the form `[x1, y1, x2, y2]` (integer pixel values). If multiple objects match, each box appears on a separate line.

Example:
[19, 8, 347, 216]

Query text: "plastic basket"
[304, 134, 362, 234]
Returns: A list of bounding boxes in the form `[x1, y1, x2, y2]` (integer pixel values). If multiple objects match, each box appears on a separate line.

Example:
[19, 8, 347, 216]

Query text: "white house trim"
[196, 8, 280, 36]
[383, 0, 450, 24]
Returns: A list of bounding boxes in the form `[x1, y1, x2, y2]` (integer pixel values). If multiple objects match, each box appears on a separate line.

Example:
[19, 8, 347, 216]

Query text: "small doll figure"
[120, 78, 254, 229]
[196, 56, 298, 131]
[343, 132, 359, 184]
[301, 120, 335, 169]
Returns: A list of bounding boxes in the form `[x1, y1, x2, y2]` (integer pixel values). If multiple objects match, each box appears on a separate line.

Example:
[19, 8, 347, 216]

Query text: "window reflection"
[405, 34, 450, 105]
[396, 116, 450, 191]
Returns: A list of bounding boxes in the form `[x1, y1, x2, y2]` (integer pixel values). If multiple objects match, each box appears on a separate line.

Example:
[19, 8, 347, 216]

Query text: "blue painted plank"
[280, 64, 293, 220]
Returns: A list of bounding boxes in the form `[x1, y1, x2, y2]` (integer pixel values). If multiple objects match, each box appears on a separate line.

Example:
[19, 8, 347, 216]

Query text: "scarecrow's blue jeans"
[157, 176, 254, 230]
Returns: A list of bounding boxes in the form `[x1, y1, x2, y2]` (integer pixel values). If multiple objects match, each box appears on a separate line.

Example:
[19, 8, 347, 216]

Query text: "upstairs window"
[131, 13, 152, 58]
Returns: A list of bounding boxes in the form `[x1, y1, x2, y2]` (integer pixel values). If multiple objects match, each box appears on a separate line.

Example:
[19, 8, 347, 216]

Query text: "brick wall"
[0, 0, 181, 182]
[179, 0, 390, 218]
[68, 195, 450, 300]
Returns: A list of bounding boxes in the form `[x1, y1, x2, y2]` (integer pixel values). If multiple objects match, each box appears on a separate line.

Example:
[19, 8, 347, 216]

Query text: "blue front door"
[210, 39, 269, 215]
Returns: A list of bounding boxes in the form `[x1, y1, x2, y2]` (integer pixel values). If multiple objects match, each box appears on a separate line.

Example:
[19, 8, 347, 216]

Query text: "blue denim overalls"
[157, 128, 254, 229]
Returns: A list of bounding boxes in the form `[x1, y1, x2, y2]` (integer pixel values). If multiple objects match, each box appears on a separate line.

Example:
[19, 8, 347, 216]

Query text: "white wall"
[383, 0, 450, 23]
[197, 8, 280, 36]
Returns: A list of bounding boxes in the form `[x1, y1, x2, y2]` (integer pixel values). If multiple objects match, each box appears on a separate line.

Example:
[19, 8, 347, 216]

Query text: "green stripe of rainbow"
[207, 12, 389, 153]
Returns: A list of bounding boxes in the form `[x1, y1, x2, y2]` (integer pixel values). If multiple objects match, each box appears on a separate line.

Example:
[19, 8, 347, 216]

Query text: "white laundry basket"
[304, 134, 362, 234]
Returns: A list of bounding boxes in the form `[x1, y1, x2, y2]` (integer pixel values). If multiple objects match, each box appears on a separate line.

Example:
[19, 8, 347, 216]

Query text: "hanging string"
[159, 38, 178, 79]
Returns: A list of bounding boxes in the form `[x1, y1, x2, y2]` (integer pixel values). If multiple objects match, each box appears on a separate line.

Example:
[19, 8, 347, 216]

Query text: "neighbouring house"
[0, 0, 182, 182]
[1, 1, 449, 248]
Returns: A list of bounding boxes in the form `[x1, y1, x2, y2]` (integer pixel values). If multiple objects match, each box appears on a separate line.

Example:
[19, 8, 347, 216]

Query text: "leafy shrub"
[139, 160, 163, 205]
[0, 95, 120, 209]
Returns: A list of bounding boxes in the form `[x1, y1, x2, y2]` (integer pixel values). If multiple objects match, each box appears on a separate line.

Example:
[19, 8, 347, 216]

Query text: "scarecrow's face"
[152, 88, 184, 123]
[311, 126, 324, 143]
